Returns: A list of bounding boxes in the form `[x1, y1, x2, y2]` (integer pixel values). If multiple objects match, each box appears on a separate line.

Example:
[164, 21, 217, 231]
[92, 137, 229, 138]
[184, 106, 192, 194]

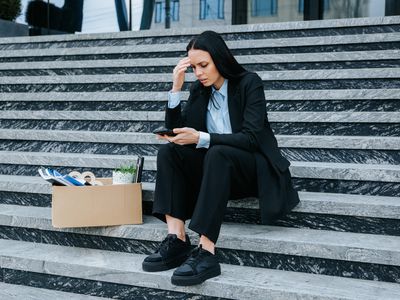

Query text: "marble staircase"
[0, 16, 399, 299]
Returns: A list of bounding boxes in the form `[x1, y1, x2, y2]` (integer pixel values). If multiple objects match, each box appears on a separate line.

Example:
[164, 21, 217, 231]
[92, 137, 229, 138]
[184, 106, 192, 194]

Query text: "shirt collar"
[212, 79, 228, 99]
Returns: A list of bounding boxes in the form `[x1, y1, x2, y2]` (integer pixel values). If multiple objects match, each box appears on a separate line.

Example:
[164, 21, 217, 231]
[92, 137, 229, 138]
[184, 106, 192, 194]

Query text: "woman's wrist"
[171, 85, 182, 92]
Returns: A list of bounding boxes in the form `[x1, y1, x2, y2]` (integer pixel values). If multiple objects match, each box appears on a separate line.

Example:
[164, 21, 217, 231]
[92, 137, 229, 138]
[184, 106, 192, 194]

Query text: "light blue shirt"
[167, 79, 232, 148]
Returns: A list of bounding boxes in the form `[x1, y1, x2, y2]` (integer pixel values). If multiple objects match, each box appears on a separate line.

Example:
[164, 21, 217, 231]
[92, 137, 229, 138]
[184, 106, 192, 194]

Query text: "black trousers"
[152, 143, 258, 244]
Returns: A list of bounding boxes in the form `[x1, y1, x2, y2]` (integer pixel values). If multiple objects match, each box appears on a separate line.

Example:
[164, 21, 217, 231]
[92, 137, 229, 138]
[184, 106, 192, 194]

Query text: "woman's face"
[188, 49, 225, 90]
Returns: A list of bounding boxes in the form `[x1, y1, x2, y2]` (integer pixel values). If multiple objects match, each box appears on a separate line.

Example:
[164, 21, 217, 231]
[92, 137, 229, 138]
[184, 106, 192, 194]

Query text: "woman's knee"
[157, 143, 174, 160]
[205, 145, 232, 163]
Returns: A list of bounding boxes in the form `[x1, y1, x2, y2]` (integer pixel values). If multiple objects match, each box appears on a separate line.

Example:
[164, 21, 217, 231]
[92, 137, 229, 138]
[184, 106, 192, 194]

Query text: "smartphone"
[153, 128, 176, 136]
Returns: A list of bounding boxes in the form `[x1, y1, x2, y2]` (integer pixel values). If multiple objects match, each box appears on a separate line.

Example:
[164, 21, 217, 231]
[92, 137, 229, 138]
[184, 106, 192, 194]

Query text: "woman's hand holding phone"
[172, 57, 191, 92]
[155, 127, 200, 145]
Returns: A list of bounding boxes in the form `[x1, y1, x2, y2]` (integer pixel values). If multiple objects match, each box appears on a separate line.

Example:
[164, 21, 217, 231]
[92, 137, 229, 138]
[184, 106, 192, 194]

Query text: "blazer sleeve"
[209, 73, 265, 152]
[164, 82, 200, 129]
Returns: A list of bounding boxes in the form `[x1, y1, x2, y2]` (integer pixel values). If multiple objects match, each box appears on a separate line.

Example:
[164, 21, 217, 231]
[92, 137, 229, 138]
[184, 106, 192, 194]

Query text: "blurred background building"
[1, 0, 400, 37]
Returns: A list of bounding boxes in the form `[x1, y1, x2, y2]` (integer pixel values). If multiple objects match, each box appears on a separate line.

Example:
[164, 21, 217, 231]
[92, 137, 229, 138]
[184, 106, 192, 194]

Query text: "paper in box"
[52, 178, 142, 228]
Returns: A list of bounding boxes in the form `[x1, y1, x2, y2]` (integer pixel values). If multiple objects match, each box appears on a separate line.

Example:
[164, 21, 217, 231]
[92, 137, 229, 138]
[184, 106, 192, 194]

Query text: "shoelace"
[185, 246, 204, 270]
[156, 235, 176, 254]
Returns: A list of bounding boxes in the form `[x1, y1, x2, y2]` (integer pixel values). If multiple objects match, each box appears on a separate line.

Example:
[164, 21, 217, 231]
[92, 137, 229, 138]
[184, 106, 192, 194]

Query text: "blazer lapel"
[195, 85, 211, 131]
[227, 79, 241, 133]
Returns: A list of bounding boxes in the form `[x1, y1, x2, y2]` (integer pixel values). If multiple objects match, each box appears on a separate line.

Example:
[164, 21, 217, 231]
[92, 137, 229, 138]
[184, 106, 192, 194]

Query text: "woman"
[142, 31, 300, 286]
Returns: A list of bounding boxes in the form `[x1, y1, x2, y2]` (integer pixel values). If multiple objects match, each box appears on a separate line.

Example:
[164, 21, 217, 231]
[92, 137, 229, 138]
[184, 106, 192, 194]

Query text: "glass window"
[252, 0, 277, 17]
[199, 0, 224, 20]
[172, 0, 179, 21]
[155, 1, 163, 23]
[324, 0, 330, 11]
[218, 0, 224, 19]
[298, 0, 304, 13]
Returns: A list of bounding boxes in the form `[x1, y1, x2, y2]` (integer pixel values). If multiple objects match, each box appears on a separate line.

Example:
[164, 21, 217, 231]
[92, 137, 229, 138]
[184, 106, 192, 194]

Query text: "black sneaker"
[171, 245, 221, 286]
[142, 234, 192, 272]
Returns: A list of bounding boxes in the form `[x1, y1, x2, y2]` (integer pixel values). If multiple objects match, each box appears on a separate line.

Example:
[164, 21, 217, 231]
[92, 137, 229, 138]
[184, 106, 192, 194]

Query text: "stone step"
[1, 16, 398, 46]
[0, 204, 399, 283]
[0, 110, 398, 124]
[0, 50, 398, 71]
[0, 100, 398, 116]
[1, 69, 398, 84]
[3, 152, 399, 196]
[0, 175, 400, 219]
[0, 149, 399, 183]
[0, 174, 399, 235]
[1, 132, 398, 164]
[1, 71, 397, 92]
[0, 131, 397, 150]
[2, 201, 400, 250]
[1, 32, 399, 61]
[1, 89, 398, 102]
[0, 282, 108, 300]
[0, 174, 399, 219]
[0, 239, 398, 299]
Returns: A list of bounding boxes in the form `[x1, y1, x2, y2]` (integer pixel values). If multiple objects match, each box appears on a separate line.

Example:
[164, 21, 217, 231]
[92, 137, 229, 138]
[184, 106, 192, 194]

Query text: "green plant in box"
[113, 163, 136, 184]
[115, 164, 136, 174]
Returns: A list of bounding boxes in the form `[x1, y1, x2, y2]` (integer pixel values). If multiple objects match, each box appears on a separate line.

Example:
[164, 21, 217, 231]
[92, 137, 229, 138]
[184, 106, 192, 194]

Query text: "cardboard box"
[52, 178, 142, 228]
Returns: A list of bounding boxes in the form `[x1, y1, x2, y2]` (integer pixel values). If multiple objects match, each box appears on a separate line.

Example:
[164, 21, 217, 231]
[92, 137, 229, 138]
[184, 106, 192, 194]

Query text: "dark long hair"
[186, 30, 248, 80]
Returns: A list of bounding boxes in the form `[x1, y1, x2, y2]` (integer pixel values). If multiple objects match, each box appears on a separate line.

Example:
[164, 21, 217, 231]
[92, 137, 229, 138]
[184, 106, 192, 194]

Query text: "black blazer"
[165, 72, 300, 224]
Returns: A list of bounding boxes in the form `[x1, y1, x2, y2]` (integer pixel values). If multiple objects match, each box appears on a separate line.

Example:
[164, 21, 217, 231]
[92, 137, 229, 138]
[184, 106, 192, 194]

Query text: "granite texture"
[2, 41, 400, 63]
[0, 120, 164, 132]
[0, 226, 398, 284]
[0, 140, 399, 164]
[0, 82, 177, 93]
[0, 190, 399, 236]
[1, 206, 399, 266]
[265, 99, 400, 112]
[1, 50, 398, 73]
[1, 69, 399, 84]
[1, 22, 400, 51]
[1, 59, 400, 77]
[0, 282, 108, 300]
[0, 152, 399, 182]
[2, 120, 398, 138]
[0, 101, 165, 111]
[1, 269, 221, 300]
[0, 203, 399, 278]
[1, 130, 399, 149]
[0, 192, 51, 207]
[0, 89, 396, 102]
[264, 79, 400, 90]
[0, 165, 156, 183]
[1, 15, 399, 44]
[0, 99, 399, 113]
[263, 88, 400, 100]
[224, 208, 400, 236]
[0, 140, 160, 156]
[0, 168, 399, 196]
[0, 52, 185, 63]
[290, 161, 400, 183]
[233, 42, 400, 56]
[271, 123, 400, 136]
[280, 148, 400, 165]
[0, 91, 175, 102]
[0, 50, 399, 71]
[293, 178, 399, 197]
[0, 39, 400, 63]
[1, 80, 399, 93]
[0, 67, 174, 77]
[1, 31, 399, 57]
[0, 110, 398, 124]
